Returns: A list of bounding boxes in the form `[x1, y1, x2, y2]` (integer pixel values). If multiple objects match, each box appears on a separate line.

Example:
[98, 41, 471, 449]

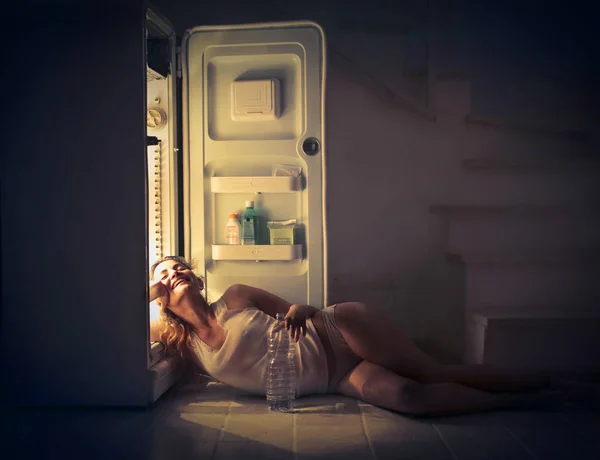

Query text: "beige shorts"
[320, 304, 362, 392]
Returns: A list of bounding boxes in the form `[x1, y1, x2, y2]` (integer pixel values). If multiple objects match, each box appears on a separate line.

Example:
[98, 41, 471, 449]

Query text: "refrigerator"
[1, 1, 326, 407]
[147, 7, 328, 401]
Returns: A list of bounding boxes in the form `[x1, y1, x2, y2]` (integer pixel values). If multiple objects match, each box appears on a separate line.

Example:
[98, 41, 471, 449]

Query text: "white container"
[224, 213, 241, 245]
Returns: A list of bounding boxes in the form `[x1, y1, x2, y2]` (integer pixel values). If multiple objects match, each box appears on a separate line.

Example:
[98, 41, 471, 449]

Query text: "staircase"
[252, 0, 600, 369]
[320, 1, 600, 369]
[432, 173, 600, 370]
[256, 0, 437, 120]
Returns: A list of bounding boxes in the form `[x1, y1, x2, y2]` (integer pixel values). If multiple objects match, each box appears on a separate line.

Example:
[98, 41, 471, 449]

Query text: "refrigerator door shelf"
[212, 244, 302, 261]
[210, 176, 302, 193]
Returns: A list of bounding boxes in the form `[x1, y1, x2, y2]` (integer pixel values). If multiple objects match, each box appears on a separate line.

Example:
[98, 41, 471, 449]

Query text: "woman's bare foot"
[550, 380, 600, 409]
[520, 389, 566, 410]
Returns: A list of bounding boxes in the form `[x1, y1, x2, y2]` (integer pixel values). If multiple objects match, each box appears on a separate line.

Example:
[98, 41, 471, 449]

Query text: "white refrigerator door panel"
[182, 22, 327, 308]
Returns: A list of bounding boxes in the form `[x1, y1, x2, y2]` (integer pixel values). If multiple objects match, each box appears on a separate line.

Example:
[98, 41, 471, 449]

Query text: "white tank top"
[190, 297, 329, 396]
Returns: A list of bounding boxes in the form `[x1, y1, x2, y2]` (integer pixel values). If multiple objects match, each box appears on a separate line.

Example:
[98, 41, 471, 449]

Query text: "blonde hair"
[150, 256, 203, 364]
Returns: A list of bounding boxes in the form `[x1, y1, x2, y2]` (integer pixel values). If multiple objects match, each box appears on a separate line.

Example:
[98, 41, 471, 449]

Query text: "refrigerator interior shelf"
[210, 176, 302, 193]
[212, 244, 302, 261]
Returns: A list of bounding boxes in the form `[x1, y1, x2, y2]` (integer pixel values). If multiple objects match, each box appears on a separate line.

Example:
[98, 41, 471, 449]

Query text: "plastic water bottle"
[266, 313, 296, 412]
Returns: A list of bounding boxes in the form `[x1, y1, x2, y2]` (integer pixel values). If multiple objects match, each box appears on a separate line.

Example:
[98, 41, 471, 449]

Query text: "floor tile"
[215, 440, 293, 460]
[221, 413, 294, 450]
[361, 407, 454, 460]
[3, 381, 600, 460]
[294, 419, 374, 460]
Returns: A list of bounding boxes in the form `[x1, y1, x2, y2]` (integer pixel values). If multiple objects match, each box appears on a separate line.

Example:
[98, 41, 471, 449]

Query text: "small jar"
[225, 213, 241, 245]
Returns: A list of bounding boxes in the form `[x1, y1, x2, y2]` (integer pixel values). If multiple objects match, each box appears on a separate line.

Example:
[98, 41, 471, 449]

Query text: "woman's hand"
[150, 280, 169, 307]
[273, 304, 315, 342]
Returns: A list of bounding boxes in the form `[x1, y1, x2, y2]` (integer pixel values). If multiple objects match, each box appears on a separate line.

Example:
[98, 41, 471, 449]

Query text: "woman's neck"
[169, 292, 214, 335]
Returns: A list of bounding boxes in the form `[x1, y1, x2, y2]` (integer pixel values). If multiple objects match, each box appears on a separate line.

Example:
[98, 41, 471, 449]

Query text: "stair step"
[433, 204, 600, 254]
[431, 203, 600, 217]
[402, 68, 470, 82]
[328, 46, 435, 121]
[337, 19, 412, 35]
[462, 262, 600, 306]
[448, 249, 600, 265]
[469, 305, 600, 324]
[465, 306, 600, 369]
[461, 158, 600, 174]
[464, 114, 589, 141]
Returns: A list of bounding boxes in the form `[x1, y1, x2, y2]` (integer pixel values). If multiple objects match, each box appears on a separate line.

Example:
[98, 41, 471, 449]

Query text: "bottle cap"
[228, 213, 238, 219]
[245, 200, 254, 208]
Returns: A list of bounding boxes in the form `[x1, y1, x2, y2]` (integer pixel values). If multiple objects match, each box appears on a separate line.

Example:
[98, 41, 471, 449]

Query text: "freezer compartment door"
[182, 22, 327, 307]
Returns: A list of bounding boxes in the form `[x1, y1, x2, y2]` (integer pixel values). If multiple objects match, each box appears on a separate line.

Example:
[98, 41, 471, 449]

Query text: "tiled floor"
[3, 377, 600, 460]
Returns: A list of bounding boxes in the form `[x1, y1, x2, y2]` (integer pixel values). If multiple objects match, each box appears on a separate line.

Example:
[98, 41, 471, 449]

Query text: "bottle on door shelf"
[225, 213, 241, 245]
[241, 200, 259, 245]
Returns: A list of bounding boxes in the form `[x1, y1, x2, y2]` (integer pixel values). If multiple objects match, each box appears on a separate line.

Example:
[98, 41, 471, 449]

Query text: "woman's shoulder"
[209, 290, 250, 318]
[208, 293, 256, 329]
[208, 295, 225, 311]
[221, 284, 255, 311]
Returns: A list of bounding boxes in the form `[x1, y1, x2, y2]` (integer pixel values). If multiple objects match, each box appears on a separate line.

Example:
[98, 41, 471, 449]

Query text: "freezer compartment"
[206, 49, 303, 141]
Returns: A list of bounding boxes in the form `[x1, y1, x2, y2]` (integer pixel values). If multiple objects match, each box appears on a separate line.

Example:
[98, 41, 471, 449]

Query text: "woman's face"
[152, 259, 203, 307]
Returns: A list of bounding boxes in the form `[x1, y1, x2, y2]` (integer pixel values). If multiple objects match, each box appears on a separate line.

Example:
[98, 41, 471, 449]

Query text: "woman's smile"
[172, 277, 188, 289]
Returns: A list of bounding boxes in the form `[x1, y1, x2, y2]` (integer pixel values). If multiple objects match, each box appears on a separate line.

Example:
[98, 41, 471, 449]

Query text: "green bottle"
[241, 200, 259, 245]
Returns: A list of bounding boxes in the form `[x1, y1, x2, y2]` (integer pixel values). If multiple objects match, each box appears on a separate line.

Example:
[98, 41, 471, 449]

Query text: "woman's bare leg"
[337, 361, 562, 417]
[429, 364, 552, 392]
[334, 302, 551, 391]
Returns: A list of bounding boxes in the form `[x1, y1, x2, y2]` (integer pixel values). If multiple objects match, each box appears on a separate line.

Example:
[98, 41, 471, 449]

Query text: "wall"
[147, 0, 597, 362]
[464, 0, 597, 130]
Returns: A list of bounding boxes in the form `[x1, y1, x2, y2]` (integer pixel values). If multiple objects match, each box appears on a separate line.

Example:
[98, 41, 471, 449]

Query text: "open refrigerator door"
[145, 8, 326, 402]
[182, 22, 327, 309]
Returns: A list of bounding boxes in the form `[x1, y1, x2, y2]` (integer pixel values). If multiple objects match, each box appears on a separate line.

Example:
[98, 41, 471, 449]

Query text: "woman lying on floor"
[149, 255, 594, 416]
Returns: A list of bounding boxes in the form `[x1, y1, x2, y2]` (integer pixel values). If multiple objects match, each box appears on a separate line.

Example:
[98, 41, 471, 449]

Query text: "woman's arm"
[223, 284, 319, 318]
[149, 280, 168, 305]
[223, 284, 320, 341]
[223, 284, 289, 316]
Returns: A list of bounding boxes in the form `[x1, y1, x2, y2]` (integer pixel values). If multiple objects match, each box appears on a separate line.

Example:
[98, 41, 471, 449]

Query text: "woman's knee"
[414, 363, 447, 384]
[393, 381, 429, 415]
[362, 371, 428, 415]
